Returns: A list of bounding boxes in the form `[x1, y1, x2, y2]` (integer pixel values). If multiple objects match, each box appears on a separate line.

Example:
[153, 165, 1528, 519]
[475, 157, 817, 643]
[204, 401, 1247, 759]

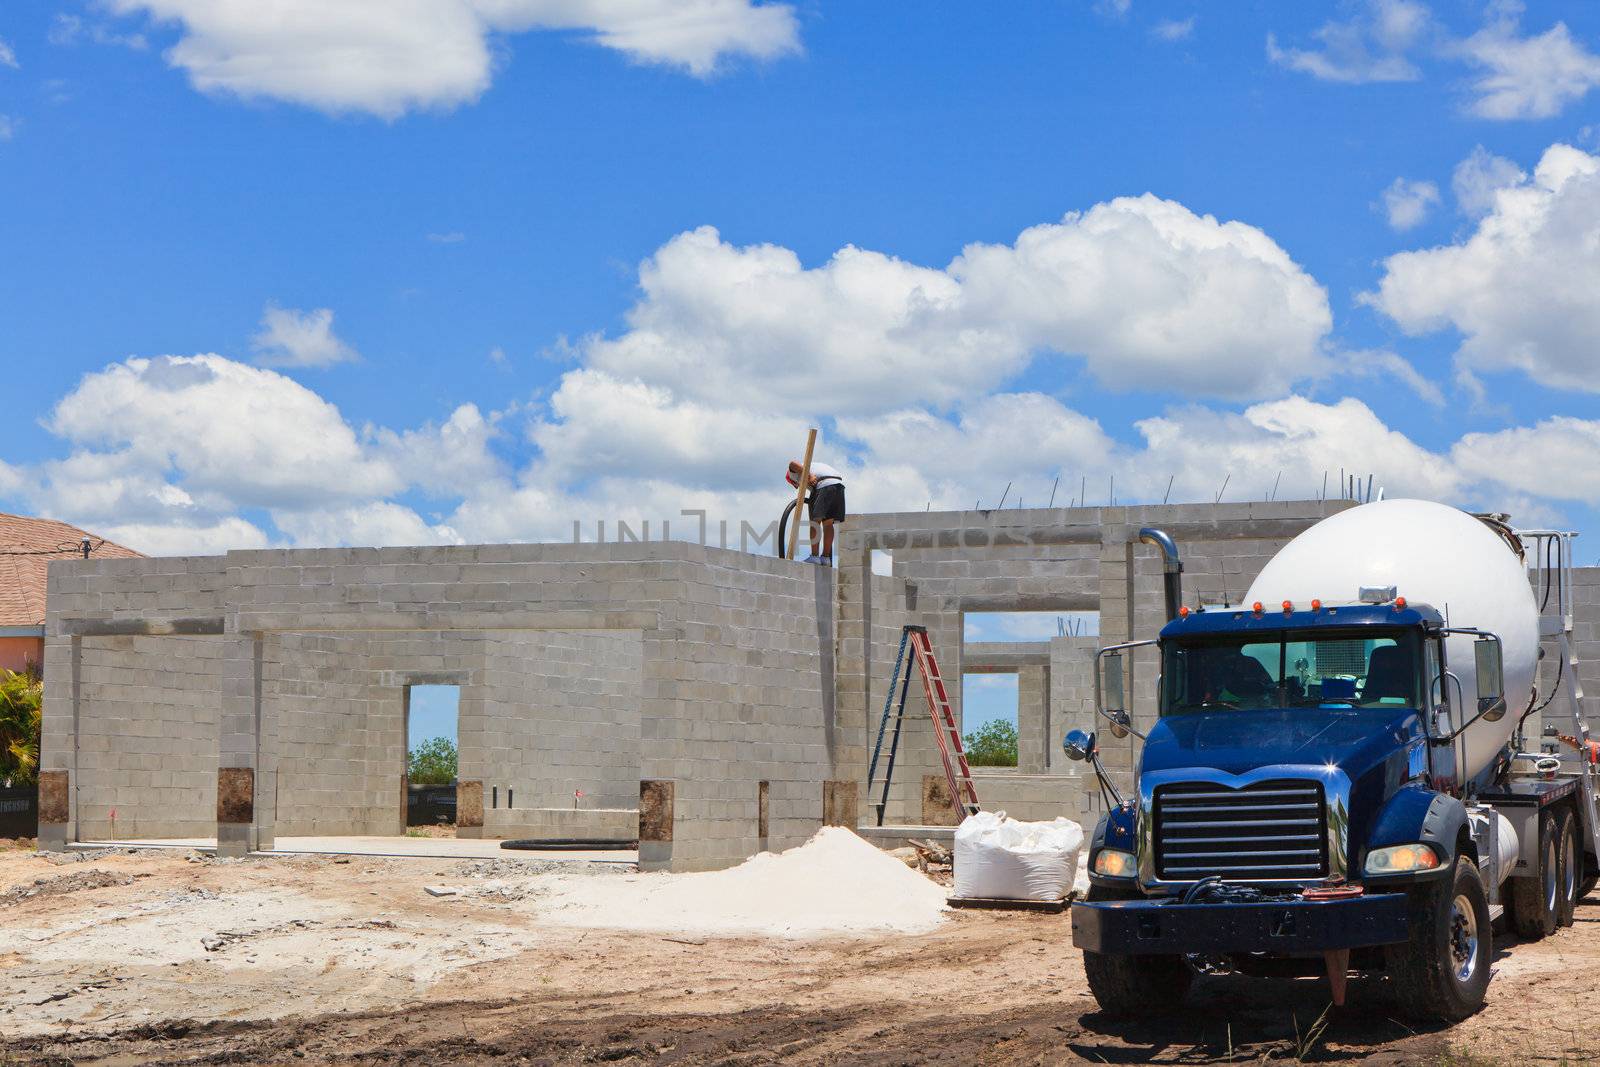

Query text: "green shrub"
[0, 669, 42, 787]
[407, 736, 458, 785]
[964, 718, 1018, 767]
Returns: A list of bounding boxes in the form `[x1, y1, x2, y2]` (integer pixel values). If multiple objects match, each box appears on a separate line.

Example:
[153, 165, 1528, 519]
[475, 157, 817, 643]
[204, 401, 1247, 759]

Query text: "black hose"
[777, 492, 814, 558]
[777, 498, 798, 558]
[499, 839, 637, 851]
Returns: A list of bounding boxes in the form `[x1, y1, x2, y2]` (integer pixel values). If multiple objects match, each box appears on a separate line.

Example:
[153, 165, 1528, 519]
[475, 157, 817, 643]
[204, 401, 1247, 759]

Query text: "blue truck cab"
[1062, 529, 1573, 1022]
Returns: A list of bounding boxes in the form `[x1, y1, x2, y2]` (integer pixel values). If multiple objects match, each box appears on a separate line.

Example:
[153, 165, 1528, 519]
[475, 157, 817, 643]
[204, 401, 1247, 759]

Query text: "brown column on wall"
[37, 770, 69, 849]
[757, 780, 770, 851]
[921, 773, 962, 826]
[456, 780, 484, 838]
[822, 779, 858, 828]
[639, 779, 674, 868]
[216, 767, 254, 848]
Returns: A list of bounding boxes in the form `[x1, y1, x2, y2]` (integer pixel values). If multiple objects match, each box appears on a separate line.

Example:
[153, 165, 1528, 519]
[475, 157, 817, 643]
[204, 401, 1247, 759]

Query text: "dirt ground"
[0, 845, 1595, 1066]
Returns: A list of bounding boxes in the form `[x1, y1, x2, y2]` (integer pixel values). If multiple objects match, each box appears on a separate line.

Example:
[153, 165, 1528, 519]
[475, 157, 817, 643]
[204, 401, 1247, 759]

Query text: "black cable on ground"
[499, 839, 638, 851]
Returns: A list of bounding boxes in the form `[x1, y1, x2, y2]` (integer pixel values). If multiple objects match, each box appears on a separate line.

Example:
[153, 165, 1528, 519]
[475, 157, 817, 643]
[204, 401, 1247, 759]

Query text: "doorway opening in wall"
[405, 685, 460, 837]
[961, 674, 1019, 767]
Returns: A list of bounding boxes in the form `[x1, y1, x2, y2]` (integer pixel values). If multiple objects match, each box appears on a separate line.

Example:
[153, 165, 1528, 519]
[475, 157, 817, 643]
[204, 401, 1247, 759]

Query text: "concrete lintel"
[948, 594, 1099, 614]
[384, 670, 471, 687]
[61, 616, 225, 637]
[963, 641, 1051, 671]
[231, 610, 660, 633]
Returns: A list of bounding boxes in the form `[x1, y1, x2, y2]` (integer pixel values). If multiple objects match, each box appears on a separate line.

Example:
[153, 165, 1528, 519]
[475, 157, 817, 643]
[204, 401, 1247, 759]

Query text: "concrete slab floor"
[74, 836, 637, 864]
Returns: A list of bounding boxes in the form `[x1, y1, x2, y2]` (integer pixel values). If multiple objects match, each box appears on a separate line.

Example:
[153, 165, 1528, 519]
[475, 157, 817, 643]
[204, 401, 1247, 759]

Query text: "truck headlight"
[1093, 848, 1136, 878]
[1364, 843, 1440, 875]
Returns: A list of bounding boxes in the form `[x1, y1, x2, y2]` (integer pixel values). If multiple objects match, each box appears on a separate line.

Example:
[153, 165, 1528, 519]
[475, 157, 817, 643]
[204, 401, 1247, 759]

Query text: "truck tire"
[1581, 873, 1598, 902]
[1386, 855, 1491, 1022]
[1553, 808, 1580, 929]
[1506, 811, 1558, 941]
[1080, 885, 1191, 1016]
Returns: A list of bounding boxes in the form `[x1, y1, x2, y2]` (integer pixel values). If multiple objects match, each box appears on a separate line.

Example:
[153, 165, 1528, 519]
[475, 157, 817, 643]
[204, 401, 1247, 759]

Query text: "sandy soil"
[0, 846, 1595, 1065]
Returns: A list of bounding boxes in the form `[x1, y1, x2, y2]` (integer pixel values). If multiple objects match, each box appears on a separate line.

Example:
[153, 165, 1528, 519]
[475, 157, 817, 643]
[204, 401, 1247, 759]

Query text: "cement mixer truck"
[1065, 499, 1600, 1021]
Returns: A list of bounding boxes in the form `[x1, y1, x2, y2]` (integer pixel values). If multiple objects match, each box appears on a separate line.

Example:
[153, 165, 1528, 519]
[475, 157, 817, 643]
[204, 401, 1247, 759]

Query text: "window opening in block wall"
[871, 550, 894, 576]
[961, 674, 1019, 767]
[405, 685, 460, 832]
[963, 611, 1100, 642]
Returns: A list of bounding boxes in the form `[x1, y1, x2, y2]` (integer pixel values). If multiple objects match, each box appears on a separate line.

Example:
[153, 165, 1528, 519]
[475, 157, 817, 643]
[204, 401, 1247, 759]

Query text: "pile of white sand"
[536, 827, 948, 939]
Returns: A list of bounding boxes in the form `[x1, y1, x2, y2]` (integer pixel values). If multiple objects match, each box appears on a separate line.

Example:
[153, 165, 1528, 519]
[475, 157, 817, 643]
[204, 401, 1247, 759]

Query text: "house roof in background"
[0, 513, 143, 629]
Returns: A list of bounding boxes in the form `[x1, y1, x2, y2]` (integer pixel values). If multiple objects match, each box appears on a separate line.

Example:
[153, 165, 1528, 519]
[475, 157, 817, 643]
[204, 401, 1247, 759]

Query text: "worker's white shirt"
[808, 462, 844, 484]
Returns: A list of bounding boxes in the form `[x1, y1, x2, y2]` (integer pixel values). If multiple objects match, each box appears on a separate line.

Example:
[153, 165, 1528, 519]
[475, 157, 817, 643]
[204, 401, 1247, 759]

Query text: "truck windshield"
[1160, 628, 1424, 714]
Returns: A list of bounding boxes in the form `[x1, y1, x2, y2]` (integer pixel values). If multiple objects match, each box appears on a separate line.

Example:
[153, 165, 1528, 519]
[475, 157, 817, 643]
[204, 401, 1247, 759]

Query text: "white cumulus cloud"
[252, 304, 360, 367]
[1457, 13, 1600, 120]
[1451, 145, 1525, 217]
[588, 199, 1332, 409]
[43, 354, 403, 516]
[1379, 177, 1440, 230]
[1268, 0, 1429, 84]
[106, 0, 800, 118]
[1366, 142, 1600, 393]
[0, 35, 18, 68]
[1452, 417, 1600, 504]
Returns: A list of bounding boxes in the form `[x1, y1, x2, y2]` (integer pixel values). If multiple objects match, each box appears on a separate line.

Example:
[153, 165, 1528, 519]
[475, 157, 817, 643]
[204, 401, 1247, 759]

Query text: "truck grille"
[1154, 780, 1328, 881]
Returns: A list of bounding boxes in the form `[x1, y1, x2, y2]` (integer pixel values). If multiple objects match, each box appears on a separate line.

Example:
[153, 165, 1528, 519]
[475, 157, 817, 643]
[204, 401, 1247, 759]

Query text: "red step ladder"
[867, 625, 980, 826]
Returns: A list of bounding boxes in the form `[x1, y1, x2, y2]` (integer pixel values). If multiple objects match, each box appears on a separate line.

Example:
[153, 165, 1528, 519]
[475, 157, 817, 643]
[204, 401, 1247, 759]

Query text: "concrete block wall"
[44, 540, 845, 869]
[884, 539, 1100, 728]
[1533, 566, 1600, 746]
[1049, 636, 1099, 766]
[636, 551, 836, 870]
[42, 498, 1387, 867]
[268, 632, 420, 837]
[474, 629, 643, 823]
[73, 634, 223, 840]
[41, 555, 230, 843]
[970, 772, 1092, 822]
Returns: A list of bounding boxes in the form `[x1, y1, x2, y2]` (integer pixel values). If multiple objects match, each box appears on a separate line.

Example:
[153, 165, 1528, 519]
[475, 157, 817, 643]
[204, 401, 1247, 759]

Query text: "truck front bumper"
[1071, 893, 1410, 955]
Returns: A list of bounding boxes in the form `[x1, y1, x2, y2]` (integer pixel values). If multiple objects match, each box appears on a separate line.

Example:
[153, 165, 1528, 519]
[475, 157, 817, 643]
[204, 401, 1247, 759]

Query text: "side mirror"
[1101, 651, 1127, 736]
[1063, 729, 1096, 762]
[1474, 638, 1506, 721]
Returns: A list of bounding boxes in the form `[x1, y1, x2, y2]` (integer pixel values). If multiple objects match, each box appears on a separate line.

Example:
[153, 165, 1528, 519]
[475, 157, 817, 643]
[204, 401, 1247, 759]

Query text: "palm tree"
[0, 668, 42, 788]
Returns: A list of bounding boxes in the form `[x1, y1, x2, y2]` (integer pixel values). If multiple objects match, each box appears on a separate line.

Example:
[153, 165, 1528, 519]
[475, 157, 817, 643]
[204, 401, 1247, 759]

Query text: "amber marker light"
[1282, 600, 1293, 613]
[1251, 601, 1264, 614]
[1311, 598, 1322, 611]
[1395, 596, 1408, 610]
[1178, 605, 1190, 618]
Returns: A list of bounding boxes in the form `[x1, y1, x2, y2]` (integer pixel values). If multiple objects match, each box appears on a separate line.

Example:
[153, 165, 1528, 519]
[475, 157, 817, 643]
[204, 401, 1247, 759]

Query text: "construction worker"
[786, 459, 847, 566]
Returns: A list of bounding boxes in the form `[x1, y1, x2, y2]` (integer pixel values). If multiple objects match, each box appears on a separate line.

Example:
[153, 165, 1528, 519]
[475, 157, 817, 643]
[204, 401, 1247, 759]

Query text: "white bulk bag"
[952, 810, 1084, 901]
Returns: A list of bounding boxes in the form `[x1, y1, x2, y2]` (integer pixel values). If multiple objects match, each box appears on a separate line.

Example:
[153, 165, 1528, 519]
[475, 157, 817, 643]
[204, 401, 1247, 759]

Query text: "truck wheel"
[1506, 811, 1558, 941]
[1581, 873, 1598, 902]
[1081, 885, 1191, 1016]
[1553, 808, 1580, 929]
[1386, 855, 1491, 1022]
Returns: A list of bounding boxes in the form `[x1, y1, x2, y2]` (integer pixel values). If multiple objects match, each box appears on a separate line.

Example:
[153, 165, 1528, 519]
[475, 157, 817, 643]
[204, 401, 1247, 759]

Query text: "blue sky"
[409, 685, 460, 751]
[2, 2, 1599, 578]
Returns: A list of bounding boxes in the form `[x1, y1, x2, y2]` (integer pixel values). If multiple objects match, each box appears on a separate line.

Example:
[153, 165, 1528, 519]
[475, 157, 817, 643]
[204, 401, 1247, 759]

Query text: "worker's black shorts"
[810, 481, 846, 523]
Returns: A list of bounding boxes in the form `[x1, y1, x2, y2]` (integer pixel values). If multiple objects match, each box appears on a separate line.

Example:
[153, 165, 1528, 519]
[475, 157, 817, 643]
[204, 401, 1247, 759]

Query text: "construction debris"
[1, 868, 135, 904]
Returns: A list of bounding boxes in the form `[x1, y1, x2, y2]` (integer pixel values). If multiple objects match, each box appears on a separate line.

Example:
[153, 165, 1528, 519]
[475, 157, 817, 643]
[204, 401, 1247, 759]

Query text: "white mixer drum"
[1245, 499, 1539, 780]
